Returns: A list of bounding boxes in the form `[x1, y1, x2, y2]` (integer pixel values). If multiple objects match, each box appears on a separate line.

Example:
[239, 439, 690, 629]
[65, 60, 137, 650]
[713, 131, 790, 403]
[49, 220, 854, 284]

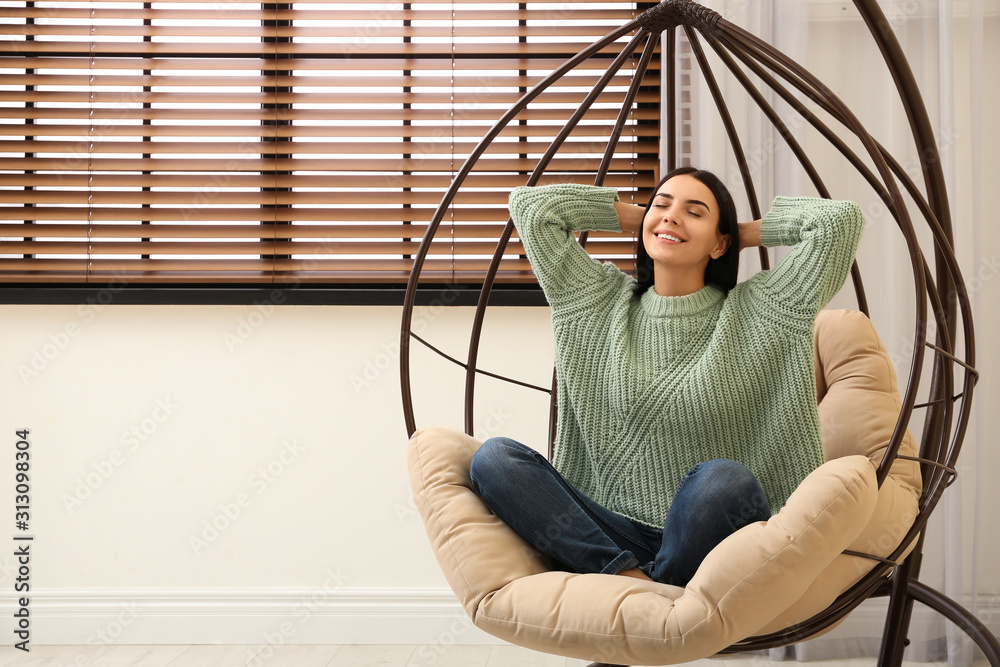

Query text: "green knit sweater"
[509, 184, 864, 528]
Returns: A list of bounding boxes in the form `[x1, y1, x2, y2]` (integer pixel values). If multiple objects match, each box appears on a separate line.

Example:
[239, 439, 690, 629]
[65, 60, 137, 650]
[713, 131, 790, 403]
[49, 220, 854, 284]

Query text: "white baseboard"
[5, 587, 999, 659]
[7, 587, 496, 647]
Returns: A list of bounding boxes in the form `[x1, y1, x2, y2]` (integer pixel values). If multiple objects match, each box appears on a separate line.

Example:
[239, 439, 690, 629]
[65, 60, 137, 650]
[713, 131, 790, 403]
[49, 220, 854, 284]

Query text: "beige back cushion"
[814, 309, 921, 492]
[407, 309, 921, 664]
[754, 309, 921, 636]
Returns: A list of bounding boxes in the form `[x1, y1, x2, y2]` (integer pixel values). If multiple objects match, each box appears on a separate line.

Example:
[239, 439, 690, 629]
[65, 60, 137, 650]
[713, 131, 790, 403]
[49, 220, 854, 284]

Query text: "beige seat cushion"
[407, 309, 920, 665]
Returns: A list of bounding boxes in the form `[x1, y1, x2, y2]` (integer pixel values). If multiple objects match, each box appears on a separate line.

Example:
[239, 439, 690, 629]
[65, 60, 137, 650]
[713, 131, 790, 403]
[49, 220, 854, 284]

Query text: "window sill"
[0, 284, 549, 307]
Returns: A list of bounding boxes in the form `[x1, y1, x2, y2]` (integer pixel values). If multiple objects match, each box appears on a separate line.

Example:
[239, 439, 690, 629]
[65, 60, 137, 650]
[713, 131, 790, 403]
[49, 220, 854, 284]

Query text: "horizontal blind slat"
[3, 139, 657, 156]
[1, 240, 635, 256]
[1, 90, 659, 105]
[1, 73, 657, 89]
[3, 206, 653, 223]
[6, 7, 635, 20]
[2, 124, 660, 139]
[16, 25, 629, 39]
[3, 41, 636, 56]
[1, 157, 659, 172]
[4, 56, 646, 71]
[0, 257, 537, 272]
[0, 222, 640, 240]
[3, 107, 659, 122]
[4, 189, 651, 206]
[0, 174, 657, 188]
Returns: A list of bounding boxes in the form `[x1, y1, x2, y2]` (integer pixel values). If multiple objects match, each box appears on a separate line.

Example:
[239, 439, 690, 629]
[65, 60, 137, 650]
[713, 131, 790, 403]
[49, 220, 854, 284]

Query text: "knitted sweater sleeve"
[508, 184, 625, 306]
[757, 196, 865, 316]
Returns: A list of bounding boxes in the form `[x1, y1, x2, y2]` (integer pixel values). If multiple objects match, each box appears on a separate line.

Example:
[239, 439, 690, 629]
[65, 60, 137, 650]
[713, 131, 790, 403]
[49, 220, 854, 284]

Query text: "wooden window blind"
[1, 1, 659, 289]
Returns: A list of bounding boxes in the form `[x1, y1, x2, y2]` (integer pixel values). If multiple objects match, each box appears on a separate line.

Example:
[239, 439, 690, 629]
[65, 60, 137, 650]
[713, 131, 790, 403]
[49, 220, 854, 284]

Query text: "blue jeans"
[469, 437, 772, 587]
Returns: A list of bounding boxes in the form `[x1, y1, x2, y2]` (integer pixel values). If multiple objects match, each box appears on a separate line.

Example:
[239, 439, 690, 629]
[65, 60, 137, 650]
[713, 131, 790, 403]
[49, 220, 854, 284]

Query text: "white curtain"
[679, 0, 996, 663]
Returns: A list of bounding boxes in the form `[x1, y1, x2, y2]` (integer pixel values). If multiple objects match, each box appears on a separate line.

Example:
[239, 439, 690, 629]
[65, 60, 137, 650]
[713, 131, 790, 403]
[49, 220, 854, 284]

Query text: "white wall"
[0, 303, 556, 648]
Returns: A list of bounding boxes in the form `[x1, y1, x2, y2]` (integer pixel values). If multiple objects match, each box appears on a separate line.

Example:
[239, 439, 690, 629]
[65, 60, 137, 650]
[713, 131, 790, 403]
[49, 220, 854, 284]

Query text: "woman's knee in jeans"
[469, 436, 529, 496]
[679, 459, 771, 522]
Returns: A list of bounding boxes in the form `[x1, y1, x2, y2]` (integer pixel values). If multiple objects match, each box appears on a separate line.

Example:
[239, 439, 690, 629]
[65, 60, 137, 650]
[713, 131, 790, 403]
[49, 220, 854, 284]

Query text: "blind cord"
[450, 0, 456, 283]
[272, 7, 279, 282]
[86, 7, 95, 284]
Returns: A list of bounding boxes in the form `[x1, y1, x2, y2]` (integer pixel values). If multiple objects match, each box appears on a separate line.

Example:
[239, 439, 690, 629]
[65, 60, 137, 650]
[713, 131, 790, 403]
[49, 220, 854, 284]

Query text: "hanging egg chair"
[400, 0, 999, 664]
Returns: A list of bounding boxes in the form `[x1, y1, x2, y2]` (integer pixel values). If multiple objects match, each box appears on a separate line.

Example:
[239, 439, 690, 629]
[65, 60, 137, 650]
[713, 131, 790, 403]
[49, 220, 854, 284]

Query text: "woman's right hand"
[614, 200, 646, 234]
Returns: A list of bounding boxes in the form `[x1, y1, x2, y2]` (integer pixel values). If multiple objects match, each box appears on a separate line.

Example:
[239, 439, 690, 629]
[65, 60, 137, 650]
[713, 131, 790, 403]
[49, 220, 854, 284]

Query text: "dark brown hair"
[635, 166, 739, 296]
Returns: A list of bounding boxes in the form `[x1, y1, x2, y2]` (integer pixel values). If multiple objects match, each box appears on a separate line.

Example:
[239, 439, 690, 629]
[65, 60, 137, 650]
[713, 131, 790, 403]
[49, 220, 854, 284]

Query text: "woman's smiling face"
[642, 173, 730, 277]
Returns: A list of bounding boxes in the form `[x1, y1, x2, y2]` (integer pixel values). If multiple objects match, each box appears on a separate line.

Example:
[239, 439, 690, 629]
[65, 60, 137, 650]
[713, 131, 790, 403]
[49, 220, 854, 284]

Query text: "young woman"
[469, 166, 865, 587]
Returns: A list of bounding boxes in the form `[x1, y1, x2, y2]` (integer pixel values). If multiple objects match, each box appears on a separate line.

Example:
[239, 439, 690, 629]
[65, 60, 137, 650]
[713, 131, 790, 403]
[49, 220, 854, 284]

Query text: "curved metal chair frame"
[400, 0, 1000, 664]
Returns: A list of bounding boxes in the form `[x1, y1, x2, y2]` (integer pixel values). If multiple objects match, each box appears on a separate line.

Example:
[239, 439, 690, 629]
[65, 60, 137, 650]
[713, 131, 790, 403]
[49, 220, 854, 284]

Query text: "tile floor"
[0, 644, 979, 667]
